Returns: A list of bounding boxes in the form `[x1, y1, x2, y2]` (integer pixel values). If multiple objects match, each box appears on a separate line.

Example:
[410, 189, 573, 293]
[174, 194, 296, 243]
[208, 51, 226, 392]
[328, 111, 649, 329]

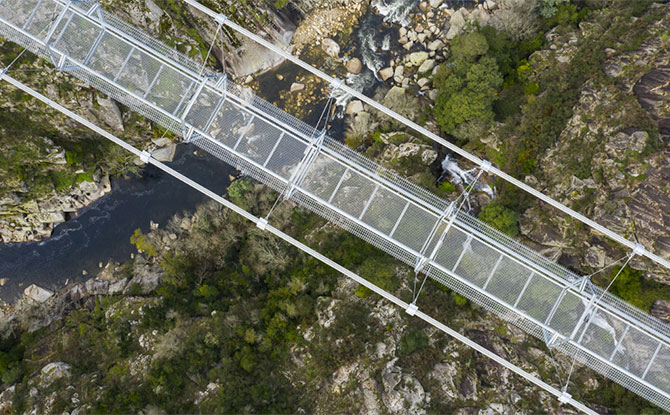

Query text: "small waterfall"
[381, 34, 391, 51]
[441, 154, 496, 198]
[371, 0, 417, 26]
[332, 71, 376, 115]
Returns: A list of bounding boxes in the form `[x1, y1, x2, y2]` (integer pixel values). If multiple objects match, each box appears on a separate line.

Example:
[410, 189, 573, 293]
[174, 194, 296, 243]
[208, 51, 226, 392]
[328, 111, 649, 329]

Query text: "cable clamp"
[414, 256, 428, 274]
[405, 302, 419, 316]
[558, 389, 572, 404]
[480, 160, 492, 172]
[256, 218, 268, 231]
[330, 77, 343, 90]
[215, 14, 228, 25]
[633, 243, 646, 257]
[139, 151, 152, 163]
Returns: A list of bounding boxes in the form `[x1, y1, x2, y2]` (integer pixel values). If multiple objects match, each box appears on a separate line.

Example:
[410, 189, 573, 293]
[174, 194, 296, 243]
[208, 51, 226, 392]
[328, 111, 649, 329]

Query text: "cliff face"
[518, 2, 670, 285]
[0, 45, 154, 243]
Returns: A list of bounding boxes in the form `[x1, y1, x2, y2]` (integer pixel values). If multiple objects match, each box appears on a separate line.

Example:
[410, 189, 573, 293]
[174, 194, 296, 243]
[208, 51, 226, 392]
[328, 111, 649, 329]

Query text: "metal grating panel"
[2, 2, 670, 410]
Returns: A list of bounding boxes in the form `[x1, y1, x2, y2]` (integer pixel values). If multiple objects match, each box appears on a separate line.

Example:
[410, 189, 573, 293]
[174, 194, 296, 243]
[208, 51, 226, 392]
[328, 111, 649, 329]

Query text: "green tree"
[478, 201, 520, 237]
[433, 32, 503, 135]
[451, 31, 490, 61]
[538, 0, 570, 18]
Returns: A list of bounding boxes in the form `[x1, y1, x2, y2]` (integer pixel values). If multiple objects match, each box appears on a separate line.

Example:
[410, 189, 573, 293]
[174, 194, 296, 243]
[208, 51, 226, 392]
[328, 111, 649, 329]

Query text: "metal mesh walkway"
[0, 0, 668, 410]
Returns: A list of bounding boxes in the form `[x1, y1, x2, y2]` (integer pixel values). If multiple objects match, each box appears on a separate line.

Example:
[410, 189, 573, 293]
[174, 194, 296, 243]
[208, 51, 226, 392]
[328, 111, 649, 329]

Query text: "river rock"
[346, 57, 363, 74]
[379, 67, 394, 81]
[429, 0, 443, 8]
[450, 9, 466, 28]
[345, 100, 364, 115]
[152, 144, 177, 162]
[290, 82, 305, 92]
[418, 59, 435, 74]
[427, 39, 444, 51]
[408, 51, 429, 66]
[321, 38, 340, 58]
[23, 284, 54, 303]
[394, 65, 405, 83]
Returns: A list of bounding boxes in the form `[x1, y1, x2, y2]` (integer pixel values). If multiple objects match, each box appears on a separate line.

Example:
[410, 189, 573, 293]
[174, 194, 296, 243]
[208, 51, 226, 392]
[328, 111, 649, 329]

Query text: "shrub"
[398, 328, 428, 356]
[478, 201, 520, 237]
[438, 181, 456, 193]
[451, 292, 469, 307]
[130, 228, 158, 257]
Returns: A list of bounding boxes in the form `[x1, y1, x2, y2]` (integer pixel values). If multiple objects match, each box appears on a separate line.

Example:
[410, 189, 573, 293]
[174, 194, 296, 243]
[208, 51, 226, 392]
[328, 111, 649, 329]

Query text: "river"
[0, 147, 235, 303]
[0, 0, 446, 304]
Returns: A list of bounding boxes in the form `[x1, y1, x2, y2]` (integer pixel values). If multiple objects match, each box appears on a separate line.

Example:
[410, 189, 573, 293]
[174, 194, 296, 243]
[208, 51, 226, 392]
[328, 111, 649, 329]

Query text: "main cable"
[0, 72, 598, 415]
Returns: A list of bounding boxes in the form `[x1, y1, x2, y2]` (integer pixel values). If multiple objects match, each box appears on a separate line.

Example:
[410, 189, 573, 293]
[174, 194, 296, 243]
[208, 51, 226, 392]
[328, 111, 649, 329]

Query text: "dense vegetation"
[2, 179, 664, 413]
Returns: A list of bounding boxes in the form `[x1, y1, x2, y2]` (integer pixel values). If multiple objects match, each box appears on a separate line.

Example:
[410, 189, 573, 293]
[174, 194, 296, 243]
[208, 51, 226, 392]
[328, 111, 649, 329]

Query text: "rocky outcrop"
[634, 65, 670, 143]
[381, 359, 427, 414]
[23, 285, 54, 304]
[0, 176, 112, 243]
[0, 259, 161, 333]
[520, 3, 670, 283]
[40, 362, 72, 387]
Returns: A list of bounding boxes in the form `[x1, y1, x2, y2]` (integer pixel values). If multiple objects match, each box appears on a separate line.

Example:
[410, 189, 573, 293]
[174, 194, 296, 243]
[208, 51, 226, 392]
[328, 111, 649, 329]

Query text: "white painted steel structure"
[0, 0, 668, 411]
[181, 0, 670, 273]
[0, 73, 598, 415]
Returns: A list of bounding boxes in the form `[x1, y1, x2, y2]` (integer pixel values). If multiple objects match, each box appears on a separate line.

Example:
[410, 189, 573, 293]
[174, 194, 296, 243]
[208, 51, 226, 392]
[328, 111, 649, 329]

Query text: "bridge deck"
[0, 0, 668, 409]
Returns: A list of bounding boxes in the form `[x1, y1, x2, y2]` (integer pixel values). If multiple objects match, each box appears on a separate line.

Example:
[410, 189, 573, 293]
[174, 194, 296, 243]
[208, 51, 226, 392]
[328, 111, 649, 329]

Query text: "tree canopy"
[433, 32, 503, 135]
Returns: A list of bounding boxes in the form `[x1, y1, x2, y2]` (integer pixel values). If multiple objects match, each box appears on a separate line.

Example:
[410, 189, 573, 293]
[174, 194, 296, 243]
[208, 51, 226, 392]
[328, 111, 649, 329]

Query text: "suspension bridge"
[0, 0, 668, 412]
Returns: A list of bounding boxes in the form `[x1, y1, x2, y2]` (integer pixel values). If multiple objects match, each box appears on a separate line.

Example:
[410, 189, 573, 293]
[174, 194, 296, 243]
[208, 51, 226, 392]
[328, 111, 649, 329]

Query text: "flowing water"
[441, 154, 496, 199]
[0, 146, 234, 303]
[0, 0, 469, 304]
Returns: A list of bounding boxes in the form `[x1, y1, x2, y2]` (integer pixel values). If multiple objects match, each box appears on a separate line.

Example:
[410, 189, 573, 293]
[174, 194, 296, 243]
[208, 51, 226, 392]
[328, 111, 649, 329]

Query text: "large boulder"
[152, 144, 177, 162]
[96, 96, 124, 132]
[290, 82, 305, 93]
[23, 284, 53, 303]
[346, 100, 364, 115]
[450, 8, 466, 28]
[40, 362, 72, 387]
[418, 59, 435, 74]
[427, 39, 444, 51]
[321, 38, 340, 58]
[378, 67, 394, 81]
[408, 51, 429, 67]
[346, 57, 363, 74]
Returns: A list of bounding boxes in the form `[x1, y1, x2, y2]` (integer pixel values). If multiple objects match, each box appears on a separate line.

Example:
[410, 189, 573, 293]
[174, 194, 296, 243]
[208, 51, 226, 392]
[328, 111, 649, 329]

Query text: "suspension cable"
[264, 83, 338, 220]
[411, 165, 486, 304]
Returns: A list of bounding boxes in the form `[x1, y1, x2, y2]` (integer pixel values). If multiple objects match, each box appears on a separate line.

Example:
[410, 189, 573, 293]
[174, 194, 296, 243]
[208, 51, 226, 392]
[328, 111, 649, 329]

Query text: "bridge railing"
[1, 0, 668, 410]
